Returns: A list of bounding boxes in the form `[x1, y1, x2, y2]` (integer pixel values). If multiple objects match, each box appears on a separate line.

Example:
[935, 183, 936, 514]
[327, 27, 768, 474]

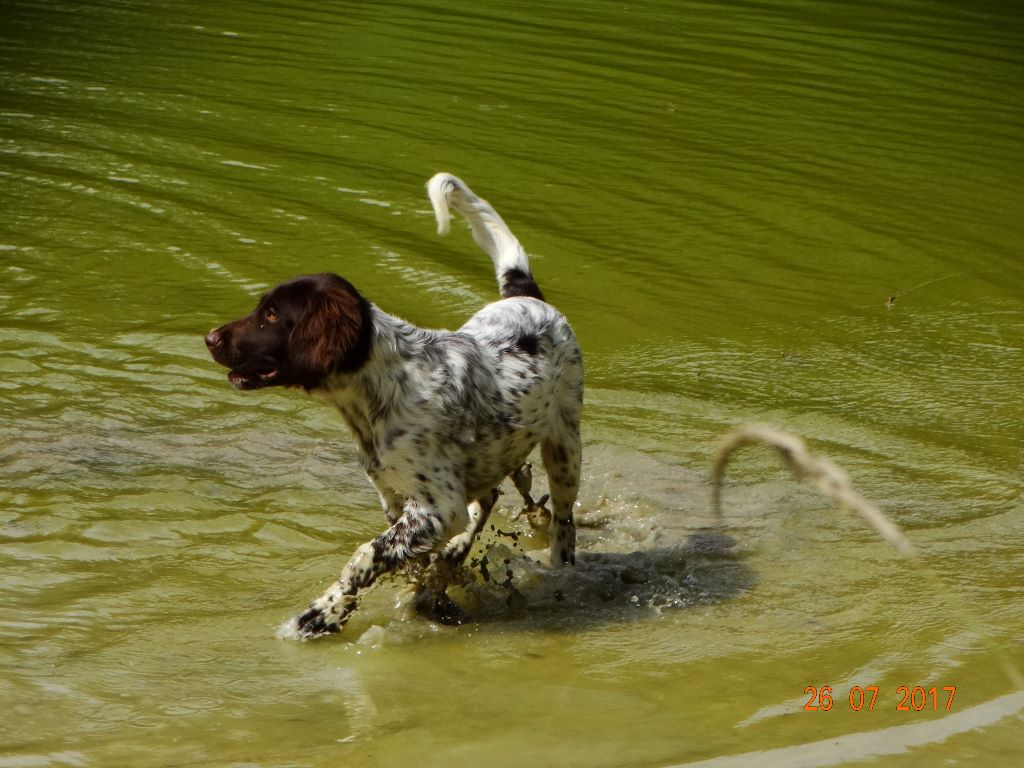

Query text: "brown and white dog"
[205, 174, 583, 638]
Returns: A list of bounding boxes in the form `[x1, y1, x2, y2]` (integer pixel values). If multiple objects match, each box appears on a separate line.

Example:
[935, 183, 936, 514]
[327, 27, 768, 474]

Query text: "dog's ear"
[288, 277, 371, 387]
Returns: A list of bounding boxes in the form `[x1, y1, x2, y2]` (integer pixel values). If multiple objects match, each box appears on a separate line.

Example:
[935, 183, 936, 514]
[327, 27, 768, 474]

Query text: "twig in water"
[885, 272, 961, 308]
[711, 423, 914, 555]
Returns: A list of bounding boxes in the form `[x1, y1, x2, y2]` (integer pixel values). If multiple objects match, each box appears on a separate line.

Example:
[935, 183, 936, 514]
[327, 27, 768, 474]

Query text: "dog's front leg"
[293, 541, 384, 638]
[293, 499, 463, 639]
[378, 489, 406, 524]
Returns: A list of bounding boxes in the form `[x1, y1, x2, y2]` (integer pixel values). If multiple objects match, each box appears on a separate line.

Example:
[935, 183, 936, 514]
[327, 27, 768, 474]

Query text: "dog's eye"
[264, 306, 280, 323]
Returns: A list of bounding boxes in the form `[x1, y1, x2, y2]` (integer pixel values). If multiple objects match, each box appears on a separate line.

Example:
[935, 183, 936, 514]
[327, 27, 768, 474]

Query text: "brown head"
[204, 273, 373, 391]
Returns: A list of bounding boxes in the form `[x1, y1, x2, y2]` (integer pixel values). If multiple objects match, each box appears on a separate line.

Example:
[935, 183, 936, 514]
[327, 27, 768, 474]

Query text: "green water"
[2, 0, 1023, 765]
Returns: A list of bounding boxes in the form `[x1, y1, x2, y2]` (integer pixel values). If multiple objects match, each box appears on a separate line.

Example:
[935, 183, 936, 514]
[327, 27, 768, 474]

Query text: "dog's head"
[204, 273, 372, 391]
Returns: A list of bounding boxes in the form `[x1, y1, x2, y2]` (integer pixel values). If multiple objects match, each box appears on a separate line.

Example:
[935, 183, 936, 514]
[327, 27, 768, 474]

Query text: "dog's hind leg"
[438, 488, 499, 567]
[408, 489, 500, 625]
[542, 432, 581, 567]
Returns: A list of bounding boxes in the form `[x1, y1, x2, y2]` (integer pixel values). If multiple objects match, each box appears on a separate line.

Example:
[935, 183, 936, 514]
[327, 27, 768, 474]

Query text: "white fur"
[288, 174, 583, 639]
[427, 172, 531, 282]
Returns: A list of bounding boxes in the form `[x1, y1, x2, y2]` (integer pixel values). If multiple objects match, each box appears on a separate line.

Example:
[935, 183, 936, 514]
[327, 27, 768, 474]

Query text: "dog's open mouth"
[228, 368, 279, 390]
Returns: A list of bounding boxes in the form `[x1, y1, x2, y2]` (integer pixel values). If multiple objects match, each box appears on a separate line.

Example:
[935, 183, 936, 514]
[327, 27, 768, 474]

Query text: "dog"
[204, 173, 583, 638]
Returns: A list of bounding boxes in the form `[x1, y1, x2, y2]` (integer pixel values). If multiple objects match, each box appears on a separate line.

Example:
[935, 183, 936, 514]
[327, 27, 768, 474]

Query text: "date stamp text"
[803, 685, 957, 712]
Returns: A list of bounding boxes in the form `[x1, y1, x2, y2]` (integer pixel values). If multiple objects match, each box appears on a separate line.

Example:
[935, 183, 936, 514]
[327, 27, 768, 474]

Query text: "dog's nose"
[204, 328, 223, 350]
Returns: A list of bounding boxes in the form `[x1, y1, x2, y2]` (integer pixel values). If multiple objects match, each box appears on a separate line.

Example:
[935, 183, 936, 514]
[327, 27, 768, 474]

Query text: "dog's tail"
[427, 172, 544, 301]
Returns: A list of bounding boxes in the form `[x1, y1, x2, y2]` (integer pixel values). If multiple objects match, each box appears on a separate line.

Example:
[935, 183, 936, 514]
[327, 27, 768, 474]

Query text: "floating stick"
[711, 423, 915, 556]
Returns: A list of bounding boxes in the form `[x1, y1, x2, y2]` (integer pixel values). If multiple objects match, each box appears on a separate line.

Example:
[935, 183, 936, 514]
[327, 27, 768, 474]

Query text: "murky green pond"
[2, 1, 1023, 765]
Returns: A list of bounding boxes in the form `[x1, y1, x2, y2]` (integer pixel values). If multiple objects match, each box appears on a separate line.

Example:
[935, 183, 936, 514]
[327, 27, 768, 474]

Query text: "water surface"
[2, 1, 1023, 766]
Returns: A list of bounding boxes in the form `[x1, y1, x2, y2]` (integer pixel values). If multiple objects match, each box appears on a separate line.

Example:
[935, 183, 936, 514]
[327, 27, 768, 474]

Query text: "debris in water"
[711, 423, 915, 556]
[510, 462, 553, 530]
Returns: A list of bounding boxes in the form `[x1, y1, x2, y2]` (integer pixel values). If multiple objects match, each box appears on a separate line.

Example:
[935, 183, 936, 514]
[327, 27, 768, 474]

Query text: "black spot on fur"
[384, 427, 407, 450]
[513, 333, 541, 356]
[550, 443, 568, 465]
[296, 608, 339, 636]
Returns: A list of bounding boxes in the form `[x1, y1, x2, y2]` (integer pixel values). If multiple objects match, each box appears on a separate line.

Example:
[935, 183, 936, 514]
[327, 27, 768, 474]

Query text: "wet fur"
[205, 174, 583, 638]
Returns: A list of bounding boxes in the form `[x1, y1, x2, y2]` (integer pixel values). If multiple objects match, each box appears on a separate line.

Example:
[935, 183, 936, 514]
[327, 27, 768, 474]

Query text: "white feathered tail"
[427, 172, 543, 301]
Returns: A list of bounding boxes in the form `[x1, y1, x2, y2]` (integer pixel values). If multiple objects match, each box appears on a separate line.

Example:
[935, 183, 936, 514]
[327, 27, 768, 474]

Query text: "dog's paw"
[413, 587, 468, 626]
[513, 493, 551, 531]
[293, 606, 341, 639]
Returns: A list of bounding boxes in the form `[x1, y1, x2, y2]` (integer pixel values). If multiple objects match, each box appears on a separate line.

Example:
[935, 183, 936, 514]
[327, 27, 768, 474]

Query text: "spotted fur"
[205, 173, 583, 638]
